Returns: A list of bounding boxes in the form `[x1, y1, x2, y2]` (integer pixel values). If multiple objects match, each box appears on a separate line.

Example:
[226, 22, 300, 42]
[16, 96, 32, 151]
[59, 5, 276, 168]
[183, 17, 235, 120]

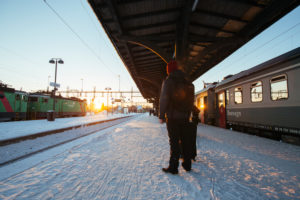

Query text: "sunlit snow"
[0, 114, 299, 199]
[0, 112, 136, 141]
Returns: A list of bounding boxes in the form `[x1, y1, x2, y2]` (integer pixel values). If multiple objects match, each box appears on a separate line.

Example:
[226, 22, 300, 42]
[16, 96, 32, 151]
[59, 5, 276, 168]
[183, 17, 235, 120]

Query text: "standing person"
[159, 60, 194, 174]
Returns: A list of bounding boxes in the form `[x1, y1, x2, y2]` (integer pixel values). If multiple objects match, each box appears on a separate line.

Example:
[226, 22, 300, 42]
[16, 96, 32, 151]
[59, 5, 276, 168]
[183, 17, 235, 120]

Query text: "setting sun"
[90, 97, 106, 111]
[94, 100, 103, 109]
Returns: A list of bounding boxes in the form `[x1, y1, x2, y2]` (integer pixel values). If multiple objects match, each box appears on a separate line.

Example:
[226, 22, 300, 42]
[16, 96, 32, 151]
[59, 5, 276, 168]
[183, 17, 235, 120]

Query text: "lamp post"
[105, 87, 111, 116]
[49, 58, 64, 121]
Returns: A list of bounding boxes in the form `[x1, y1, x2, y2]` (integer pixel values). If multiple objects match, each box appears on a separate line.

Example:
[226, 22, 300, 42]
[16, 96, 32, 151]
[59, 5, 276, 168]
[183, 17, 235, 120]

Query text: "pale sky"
[0, 1, 299, 96]
[0, 0, 136, 94]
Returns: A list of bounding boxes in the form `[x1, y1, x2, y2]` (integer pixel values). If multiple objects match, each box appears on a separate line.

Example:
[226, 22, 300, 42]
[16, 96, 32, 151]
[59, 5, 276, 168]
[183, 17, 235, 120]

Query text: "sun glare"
[94, 100, 103, 109]
[87, 97, 106, 112]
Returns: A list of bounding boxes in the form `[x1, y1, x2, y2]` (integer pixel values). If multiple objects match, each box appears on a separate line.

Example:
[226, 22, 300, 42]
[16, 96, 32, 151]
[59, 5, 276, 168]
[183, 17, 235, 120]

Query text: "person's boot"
[162, 158, 179, 174]
[182, 159, 191, 171]
[162, 167, 178, 174]
[192, 156, 196, 161]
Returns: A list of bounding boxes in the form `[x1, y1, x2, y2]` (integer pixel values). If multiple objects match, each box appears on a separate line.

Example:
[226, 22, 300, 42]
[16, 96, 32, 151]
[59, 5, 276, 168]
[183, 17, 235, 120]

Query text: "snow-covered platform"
[0, 114, 299, 199]
[0, 112, 136, 143]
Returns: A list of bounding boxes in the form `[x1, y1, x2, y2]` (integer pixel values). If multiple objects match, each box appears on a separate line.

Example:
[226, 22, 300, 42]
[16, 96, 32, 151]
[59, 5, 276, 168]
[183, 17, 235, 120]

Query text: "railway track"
[0, 115, 136, 166]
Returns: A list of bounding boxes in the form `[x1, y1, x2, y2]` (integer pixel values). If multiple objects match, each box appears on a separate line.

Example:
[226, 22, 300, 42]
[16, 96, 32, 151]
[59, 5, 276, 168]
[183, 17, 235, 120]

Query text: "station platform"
[0, 114, 299, 199]
[0, 112, 136, 143]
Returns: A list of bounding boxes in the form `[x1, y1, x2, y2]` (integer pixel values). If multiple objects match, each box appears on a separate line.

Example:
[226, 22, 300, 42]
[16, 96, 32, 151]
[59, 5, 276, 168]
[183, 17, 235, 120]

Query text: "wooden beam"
[191, 37, 245, 64]
[135, 59, 164, 66]
[133, 55, 159, 62]
[140, 63, 163, 68]
[191, 45, 237, 80]
[239, 0, 298, 37]
[175, 0, 195, 64]
[120, 8, 180, 22]
[136, 76, 161, 89]
[126, 20, 177, 32]
[189, 34, 244, 43]
[190, 22, 236, 35]
[131, 31, 175, 41]
[195, 8, 249, 23]
[225, 0, 266, 8]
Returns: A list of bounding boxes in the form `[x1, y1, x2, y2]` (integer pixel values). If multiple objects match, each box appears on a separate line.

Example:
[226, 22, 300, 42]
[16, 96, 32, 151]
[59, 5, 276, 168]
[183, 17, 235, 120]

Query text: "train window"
[226, 90, 229, 105]
[15, 94, 21, 100]
[22, 95, 27, 101]
[28, 97, 38, 102]
[234, 87, 243, 104]
[270, 75, 288, 100]
[251, 81, 263, 102]
[0, 94, 4, 99]
[218, 93, 224, 107]
[42, 98, 48, 103]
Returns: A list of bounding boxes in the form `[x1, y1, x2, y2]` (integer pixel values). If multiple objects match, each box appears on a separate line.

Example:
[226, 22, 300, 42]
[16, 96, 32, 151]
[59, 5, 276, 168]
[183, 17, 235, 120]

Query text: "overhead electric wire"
[240, 22, 300, 59]
[80, 0, 112, 52]
[0, 45, 43, 66]
[264, 29, 300, 53]
[43, 0, 117, 76]
[0, 64, 42, 85]
[79, 0, 136, 86]
[196, 21, 300, 89]
[215, 21, 300, 77]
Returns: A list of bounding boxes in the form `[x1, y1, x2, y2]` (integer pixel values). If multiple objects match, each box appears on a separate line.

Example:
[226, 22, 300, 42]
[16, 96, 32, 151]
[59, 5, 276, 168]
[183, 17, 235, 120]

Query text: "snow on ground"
[0, 117, 133, 165]
[0, 114, 300, 200]
[0, 112, 137, 141]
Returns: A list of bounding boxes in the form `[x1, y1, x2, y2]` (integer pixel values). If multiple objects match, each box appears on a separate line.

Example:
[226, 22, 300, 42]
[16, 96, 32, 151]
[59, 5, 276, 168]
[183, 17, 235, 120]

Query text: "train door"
[203, 96, 208, 124]
[217, 91, 226, 128]
[27, 96, 38, 119]
[14, 94, 22, 120]
[199, 96, 205, 123]
[20, 94, 28, 120]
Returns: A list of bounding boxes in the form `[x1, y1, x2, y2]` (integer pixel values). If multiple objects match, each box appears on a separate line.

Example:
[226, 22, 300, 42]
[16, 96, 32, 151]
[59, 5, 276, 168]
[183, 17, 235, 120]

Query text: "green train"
[0, 84, 28, 121]
[0, 83, 87, 122]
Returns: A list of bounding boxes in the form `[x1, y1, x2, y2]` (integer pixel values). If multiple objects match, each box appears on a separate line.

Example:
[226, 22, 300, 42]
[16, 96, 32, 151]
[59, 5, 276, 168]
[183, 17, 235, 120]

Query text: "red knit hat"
[167, 60, 178, 74]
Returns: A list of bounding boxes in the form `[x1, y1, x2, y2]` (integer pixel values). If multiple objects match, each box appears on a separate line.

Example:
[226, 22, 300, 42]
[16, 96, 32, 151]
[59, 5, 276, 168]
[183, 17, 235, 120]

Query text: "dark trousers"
[190, 122, 197, 159]
[166, 119, 192, 169]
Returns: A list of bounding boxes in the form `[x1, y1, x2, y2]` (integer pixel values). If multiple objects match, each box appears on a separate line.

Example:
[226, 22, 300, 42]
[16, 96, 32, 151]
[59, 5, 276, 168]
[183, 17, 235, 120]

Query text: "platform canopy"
[88, 0, 299, 102]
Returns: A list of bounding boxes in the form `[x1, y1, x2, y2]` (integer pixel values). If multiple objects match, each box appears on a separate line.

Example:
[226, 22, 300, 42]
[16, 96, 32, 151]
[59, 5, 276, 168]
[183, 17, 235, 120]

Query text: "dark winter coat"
[159, 70, 194, 121]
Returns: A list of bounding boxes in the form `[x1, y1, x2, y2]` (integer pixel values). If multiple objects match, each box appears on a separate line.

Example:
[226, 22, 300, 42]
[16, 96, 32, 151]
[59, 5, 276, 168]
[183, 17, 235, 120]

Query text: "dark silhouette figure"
[159, 60, 194, 174]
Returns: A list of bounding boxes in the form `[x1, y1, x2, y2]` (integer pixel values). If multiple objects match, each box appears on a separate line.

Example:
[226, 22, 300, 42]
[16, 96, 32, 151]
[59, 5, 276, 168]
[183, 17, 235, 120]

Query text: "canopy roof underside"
[88, 0, 299, 102]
